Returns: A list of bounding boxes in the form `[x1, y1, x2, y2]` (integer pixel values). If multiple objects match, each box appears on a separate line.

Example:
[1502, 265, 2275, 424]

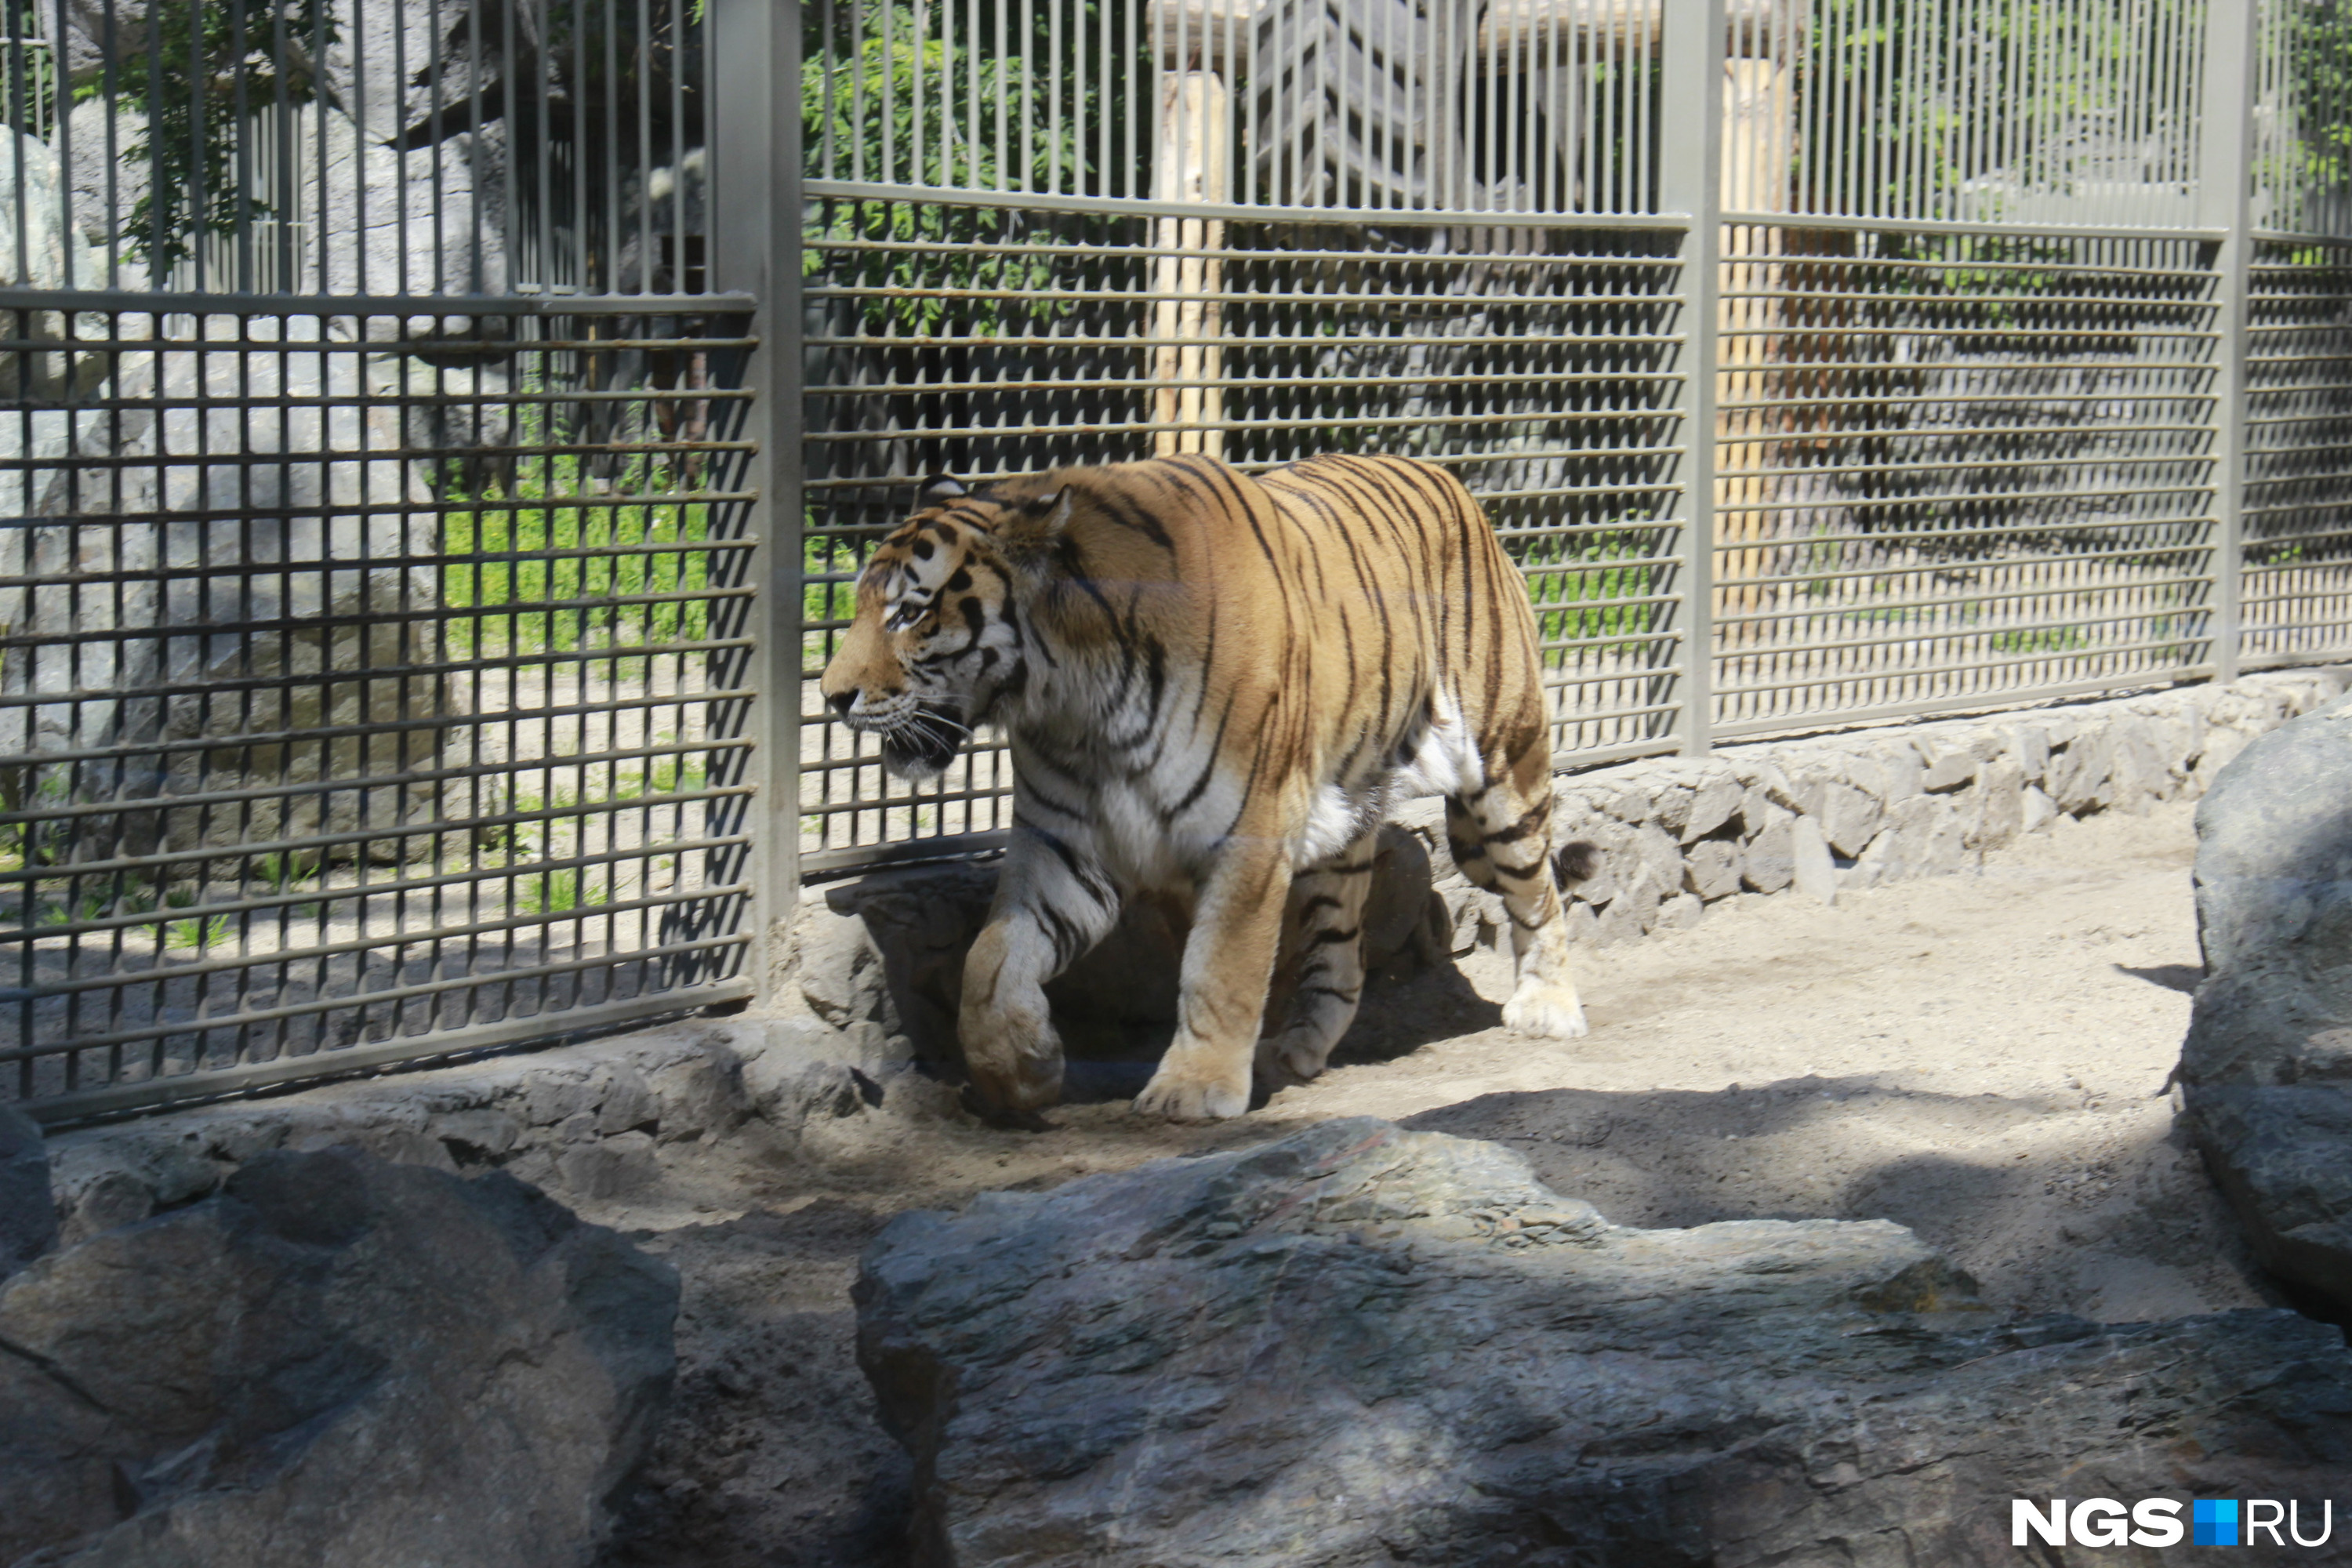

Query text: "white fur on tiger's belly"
[1387, 691, 1484, 804]
[1292, 784, 1371, 867]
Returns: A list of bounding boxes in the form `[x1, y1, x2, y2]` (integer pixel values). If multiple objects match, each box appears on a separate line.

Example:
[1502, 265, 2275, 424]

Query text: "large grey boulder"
[858, 1118, 2352, 1568]
[0, 1147, 676, 1567]
[0, 1103, 56, 1277]
[2180, 692, 2352, 1309]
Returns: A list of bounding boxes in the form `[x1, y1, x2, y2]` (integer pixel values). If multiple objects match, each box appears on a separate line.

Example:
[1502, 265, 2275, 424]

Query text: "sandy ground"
[598, 796, 2279, 1567]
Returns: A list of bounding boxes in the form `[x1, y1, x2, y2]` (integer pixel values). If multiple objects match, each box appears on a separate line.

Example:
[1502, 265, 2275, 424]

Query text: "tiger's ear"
[921, 474, 969, 505]
[998, 485, 1076, 557]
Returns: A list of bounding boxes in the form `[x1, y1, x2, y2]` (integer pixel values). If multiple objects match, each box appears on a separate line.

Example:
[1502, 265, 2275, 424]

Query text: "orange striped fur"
[819, 453, 1595, 1121]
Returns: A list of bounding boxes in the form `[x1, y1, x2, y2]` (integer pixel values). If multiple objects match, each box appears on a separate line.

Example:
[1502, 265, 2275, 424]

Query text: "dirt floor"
[597, 795, 2280, 1568]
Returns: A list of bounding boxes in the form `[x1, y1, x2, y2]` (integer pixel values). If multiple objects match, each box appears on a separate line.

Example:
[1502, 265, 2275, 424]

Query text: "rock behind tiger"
[856, 1118, 2352, 1567]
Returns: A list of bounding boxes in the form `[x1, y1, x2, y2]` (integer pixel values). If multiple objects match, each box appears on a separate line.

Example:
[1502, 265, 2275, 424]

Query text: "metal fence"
[8, 0, 2352, 1117]
[797, 0, 2352, 876]
[2, 0, 762, 1117]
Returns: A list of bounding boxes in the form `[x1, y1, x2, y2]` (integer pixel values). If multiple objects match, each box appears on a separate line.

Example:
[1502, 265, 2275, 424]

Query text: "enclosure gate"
[9, 0, 2352, 1119]
[2, 0, 765, 1118]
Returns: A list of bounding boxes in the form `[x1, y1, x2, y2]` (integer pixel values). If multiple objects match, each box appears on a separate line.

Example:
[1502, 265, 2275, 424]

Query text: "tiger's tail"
[1552, 840, 1599, 890]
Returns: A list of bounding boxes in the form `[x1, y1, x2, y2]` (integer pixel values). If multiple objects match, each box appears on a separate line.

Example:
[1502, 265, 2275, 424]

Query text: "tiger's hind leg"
[1254, 829, 1378, 1091]
[1450, 766, 1591, 1040]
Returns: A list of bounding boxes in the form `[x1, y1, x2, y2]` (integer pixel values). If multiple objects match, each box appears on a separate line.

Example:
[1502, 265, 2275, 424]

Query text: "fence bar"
[2202, 0, 2260, 683]
[713, 0, 801, 1003]
[1661, 0, 1726, 756]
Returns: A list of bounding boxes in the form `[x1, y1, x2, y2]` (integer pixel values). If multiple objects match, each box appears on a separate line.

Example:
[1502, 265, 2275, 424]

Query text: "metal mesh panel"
[1740, 0, 2207, 229]
[2254, 0, 2352, 237]
[803, 0, 1665, 216]
[13, 0, 707, 296]
[0, 300, 756, 1109]
[800, 206, 1690, 874]
[1711, 225, 2223, 734]
[2245, 235, 2352, 658]
[2, 4, 57, 143]
[796, 0, 1689, 878]
[0, 0, 742, 1116]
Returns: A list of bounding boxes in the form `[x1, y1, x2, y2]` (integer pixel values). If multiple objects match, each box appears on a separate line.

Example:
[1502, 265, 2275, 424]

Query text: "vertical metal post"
[1661, 0, 1724, 754]
[712, 0, 804, 1000]
[2201, 0, 2259, 684]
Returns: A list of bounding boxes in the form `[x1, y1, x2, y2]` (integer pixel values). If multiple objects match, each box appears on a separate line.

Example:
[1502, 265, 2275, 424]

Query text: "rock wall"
[2, 1145, 676, 1568]
[35, 1016, 919, 1245]
[1417, 666, 2352, 951]
[0, 1102, 56, 1278]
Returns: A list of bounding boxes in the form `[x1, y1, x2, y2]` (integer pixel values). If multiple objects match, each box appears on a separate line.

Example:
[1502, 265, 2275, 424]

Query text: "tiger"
[818, 452, 1596, 1122]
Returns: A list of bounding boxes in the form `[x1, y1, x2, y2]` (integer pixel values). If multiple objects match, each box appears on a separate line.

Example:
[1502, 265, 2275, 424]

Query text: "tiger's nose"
[829, 691, 857, 719]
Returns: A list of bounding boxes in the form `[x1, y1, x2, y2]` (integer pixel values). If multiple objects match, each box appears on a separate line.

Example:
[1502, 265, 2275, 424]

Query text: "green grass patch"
[514, 868, 612, 916]
[440, 403, 713, 659]
[1988, 624, 2092, 655]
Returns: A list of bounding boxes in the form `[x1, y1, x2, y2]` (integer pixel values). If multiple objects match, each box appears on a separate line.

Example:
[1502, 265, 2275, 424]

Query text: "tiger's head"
[818, 474, 1072, 780]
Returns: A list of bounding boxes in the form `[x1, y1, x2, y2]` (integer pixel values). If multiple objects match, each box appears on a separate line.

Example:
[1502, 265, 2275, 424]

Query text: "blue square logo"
[2194, 1499, 2240, 1546]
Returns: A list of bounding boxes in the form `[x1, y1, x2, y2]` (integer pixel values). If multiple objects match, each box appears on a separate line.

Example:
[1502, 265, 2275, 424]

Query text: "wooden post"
[1151, 71, 1228, 458]
[1715, 52, 1793, 644]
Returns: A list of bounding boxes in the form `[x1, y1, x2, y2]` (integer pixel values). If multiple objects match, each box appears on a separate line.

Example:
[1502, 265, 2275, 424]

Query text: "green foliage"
[92, 0, 337, 273]
[252, 850, 320, 890]
[1515, 532, 1662, 653]
[2262, 0, 2352, 213]
[801, 0, 1088, 334]
[514, 866, 610, 916]
[2, 0, 59, 139]
[156, 885, 232, 950]
[1798, 0, 2190, 218]
[440, 403, 713, 659]
[1988, 623, 2092, 654]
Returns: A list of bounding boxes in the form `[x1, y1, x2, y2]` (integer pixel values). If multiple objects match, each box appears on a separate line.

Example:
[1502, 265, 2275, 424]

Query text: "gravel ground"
[599, 794, 2280, 1567]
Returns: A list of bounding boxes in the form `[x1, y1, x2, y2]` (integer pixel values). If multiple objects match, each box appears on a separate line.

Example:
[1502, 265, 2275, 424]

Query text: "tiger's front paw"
[1503, 982, 1589, 1040]
[1132, 1065, 1251, 1121]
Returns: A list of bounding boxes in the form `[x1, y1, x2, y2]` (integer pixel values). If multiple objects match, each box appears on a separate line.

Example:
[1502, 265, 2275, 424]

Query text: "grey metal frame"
[7, 0, 2352, 1117]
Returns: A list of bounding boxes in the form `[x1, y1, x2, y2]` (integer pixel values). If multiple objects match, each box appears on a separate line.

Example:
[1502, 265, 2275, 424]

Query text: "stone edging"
[1403, 668, 2352, 953]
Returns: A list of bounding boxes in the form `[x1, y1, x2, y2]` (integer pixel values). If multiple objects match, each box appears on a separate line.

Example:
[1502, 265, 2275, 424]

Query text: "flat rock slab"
[0, 1148, 677, 1568]
[858, 1119, 2352, 1567]
[2182, 692, 2352, 1308]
